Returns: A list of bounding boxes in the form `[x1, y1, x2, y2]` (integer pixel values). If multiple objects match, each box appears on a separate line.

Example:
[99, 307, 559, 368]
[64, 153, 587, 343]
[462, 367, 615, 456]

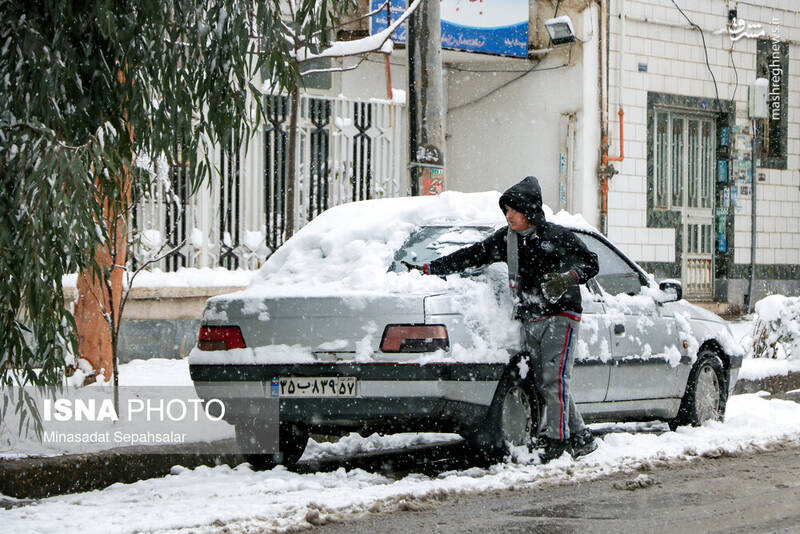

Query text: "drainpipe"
[600, 0, 608, 142]
[601, 108, 624, 226]
[747, 119, 757, 313]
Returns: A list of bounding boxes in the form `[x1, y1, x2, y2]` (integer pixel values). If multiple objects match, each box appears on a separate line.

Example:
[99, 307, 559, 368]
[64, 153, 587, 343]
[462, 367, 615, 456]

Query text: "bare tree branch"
[296, 0, 420, 63]
[300, 55, 368, 76]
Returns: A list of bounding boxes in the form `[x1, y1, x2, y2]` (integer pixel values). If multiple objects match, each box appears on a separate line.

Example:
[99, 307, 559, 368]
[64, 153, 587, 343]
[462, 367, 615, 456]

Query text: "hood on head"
[498, 176, 546, 227]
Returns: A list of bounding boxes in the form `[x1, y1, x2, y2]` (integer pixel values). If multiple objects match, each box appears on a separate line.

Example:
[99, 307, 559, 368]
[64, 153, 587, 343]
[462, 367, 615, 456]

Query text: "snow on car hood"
[237, 191, 595, 298]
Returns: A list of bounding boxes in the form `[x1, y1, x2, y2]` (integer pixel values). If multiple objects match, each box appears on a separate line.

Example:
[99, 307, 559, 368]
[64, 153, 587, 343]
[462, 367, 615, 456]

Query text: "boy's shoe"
[570, 428, 598, 458]
[537, 436, 572, 464]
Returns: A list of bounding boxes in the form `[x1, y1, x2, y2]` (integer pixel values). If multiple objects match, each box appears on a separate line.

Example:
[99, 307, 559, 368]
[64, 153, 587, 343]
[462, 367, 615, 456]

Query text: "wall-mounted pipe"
[599, 107, 623, 233]
[598, 0, 626, 235]
[603, 108, 625, 165]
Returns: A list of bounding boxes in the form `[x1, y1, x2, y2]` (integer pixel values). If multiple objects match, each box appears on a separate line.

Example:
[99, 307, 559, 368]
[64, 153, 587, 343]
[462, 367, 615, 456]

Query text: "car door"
[569, 283, 612, 404]
[575, 233, 681, 402]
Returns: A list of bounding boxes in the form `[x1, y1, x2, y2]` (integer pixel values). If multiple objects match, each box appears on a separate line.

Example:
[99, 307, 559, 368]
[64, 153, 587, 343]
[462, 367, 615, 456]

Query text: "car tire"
[235, 420, 309, 470]
[669, 350, 727, 431]
[467, 367, 537, 461]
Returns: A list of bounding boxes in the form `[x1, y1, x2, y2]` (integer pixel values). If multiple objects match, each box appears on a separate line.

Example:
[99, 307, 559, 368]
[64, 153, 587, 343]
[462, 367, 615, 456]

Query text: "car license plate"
[272, 377, 357, 398]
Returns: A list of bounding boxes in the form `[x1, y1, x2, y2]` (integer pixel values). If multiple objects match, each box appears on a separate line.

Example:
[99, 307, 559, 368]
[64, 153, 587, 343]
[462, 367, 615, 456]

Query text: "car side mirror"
[658, 280, 682, 303]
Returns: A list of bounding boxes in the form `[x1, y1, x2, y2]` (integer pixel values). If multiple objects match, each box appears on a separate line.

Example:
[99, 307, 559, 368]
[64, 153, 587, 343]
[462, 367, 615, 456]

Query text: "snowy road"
[315, 439, 800, 534]
[3, 393, 800, 533]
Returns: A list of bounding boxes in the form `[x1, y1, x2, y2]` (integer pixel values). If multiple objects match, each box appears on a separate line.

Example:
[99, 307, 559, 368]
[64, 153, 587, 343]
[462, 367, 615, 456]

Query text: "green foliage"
[0, 0, 357, 393]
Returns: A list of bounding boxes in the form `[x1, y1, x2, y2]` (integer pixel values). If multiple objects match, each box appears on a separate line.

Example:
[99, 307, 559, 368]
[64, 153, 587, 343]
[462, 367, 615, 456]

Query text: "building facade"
[372, 0, 800, 311]
[602, 0, 799, 311]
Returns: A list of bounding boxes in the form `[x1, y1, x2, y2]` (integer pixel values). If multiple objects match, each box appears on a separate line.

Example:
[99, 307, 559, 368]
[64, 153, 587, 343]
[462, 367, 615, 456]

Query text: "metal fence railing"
[129, 94, 407, 272]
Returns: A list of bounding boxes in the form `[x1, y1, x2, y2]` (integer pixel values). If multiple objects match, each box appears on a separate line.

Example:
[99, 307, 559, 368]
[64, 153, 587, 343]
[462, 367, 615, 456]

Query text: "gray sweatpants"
[522, 314, 586, 440]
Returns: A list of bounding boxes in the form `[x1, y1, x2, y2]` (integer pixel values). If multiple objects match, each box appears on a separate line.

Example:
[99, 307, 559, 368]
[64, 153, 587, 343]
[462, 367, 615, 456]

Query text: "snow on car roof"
[237, 190, 597, 298]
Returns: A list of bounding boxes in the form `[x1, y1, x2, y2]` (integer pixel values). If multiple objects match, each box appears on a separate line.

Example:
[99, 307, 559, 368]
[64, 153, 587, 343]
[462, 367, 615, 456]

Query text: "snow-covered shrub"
[751, 295, 800, 359]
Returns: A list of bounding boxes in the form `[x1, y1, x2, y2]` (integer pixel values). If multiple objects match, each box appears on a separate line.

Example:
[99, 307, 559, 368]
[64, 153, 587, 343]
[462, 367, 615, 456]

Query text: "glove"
[541, 271, 576, 303]
[402, 261, 428, 274]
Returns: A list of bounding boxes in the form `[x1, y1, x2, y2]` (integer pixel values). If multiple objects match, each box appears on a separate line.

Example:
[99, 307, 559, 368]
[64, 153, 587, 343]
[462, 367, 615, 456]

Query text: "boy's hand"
[402, 261, 426, 273]
[541, 271, 575, 303]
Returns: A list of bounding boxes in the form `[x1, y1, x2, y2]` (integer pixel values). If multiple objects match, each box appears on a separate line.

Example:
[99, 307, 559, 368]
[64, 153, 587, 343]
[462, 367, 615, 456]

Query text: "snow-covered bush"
[751, 295, 800, 359]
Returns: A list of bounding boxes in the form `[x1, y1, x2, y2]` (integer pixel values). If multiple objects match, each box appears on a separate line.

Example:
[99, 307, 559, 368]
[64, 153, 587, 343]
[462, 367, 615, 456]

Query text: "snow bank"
[3, 394, 800, 533]
[751, 295, 800, 360]
[738, 357, 800, 381]
[728, 314, 800, 381]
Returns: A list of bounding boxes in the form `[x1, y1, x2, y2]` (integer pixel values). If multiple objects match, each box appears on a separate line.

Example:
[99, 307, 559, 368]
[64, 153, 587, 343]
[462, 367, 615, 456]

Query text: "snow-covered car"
[189, 192, 744, 467]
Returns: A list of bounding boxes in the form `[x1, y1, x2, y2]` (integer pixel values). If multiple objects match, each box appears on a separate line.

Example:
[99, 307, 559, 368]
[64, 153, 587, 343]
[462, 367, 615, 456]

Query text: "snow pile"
[303, 432, 460, 461]
[247, 191, 503, 295]
[3, 394, 800, 533]
[728, 314, 800, 381]
[752, 295, 800, 361]
[245, 191, 594, 296]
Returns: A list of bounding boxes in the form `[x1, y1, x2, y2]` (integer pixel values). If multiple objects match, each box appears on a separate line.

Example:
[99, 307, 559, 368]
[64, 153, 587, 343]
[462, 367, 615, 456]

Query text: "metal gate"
[654, 111, 715, 299]
[129, 94, 406, 272]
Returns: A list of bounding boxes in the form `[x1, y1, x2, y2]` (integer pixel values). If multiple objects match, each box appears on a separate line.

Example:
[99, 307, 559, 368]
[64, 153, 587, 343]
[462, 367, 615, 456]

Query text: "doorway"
[654, 111, 715, 299]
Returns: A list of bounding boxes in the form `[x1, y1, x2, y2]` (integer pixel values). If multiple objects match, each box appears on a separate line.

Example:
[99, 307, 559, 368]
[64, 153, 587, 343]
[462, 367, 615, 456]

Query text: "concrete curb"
[732, 370, 800, 396]
[0, 441, 243, 500]
[0, 440, 465, 500]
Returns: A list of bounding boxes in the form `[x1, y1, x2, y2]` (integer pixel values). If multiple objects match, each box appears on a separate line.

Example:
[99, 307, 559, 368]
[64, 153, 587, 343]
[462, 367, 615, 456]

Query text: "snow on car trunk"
[196, 292, 427, 362]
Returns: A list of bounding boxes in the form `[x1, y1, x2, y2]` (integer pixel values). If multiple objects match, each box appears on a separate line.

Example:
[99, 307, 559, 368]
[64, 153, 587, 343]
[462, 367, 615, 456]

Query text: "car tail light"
[197, 326, 246, 351]
[380, 324, 449, 353]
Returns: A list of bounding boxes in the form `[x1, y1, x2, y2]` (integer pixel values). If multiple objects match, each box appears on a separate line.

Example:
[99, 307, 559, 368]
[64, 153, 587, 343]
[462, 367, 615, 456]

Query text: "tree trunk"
[74, 176, 129, 385]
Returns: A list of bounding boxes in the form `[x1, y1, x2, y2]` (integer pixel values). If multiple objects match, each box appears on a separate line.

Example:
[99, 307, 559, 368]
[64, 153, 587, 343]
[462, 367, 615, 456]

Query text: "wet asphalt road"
[313, 441, 800, 534]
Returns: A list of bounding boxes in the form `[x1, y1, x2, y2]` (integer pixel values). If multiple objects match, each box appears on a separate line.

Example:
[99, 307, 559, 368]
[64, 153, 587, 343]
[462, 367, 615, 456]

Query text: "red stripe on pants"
[557, 323, 573, 440]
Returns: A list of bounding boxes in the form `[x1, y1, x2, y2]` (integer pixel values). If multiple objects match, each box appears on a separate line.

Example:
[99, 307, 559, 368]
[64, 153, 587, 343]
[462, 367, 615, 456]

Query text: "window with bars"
[653, 112, 715, 211]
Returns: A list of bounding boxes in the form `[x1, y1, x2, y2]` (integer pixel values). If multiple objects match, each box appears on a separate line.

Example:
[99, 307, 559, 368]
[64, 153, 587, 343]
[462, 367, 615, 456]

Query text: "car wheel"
[669, 350, 727, 431]
[235, 420, 309, 470]
[468, 369, 537, 461]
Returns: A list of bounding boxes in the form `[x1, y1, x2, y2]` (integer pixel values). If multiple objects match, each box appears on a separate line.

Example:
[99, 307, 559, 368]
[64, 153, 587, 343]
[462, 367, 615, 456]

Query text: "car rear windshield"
[389, 226, 497, 272]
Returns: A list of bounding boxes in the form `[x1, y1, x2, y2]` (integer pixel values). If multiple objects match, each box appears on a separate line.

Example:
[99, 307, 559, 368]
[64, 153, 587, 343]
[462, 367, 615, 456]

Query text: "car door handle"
[614, 324, 625, 335]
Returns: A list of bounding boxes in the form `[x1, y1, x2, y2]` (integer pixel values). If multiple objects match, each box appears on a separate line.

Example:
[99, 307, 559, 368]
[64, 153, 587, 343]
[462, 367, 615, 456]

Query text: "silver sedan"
[190, 223, 743, 468]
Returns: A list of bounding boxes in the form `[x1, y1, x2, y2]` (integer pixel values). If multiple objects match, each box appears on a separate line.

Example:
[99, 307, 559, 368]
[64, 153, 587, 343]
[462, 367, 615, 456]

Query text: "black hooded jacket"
[428, 177, 599, 318]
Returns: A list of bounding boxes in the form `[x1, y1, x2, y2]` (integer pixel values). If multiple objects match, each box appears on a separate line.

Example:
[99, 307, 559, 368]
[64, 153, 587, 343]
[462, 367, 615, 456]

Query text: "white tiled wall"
[605, 0, 800, 267]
